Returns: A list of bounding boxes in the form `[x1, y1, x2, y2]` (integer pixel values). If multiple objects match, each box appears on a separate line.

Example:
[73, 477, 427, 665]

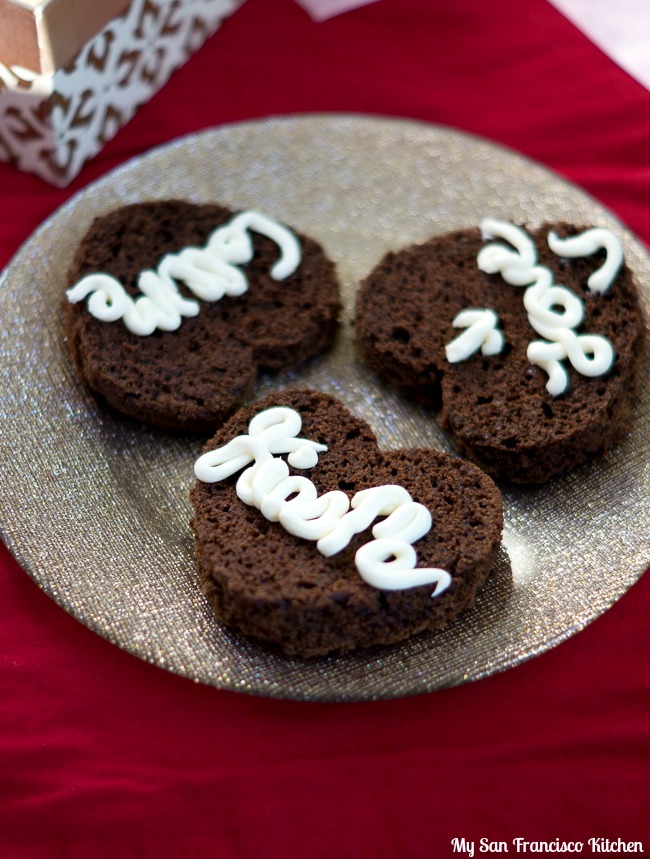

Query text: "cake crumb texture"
[64, 201, 341, 432]
[190, 389, 504, 658]
[356, 224, 644, 483]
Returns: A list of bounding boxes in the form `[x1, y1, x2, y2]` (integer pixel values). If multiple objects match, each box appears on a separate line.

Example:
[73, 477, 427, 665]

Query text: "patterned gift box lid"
[0, 0, 131, 74]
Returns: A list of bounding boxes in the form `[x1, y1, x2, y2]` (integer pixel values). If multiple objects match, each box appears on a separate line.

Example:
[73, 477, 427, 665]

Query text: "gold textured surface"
[0, 115, 649, 702]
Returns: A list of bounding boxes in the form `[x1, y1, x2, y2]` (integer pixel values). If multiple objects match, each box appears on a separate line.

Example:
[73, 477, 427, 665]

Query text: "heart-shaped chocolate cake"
[190, 389, 503, 657]
[356, 220, 644, 483]
[64, 200, 340, 432]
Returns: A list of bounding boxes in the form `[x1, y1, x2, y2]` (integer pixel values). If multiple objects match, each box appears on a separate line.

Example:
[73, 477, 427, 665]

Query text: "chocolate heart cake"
[355, 220, 644, 483]
[190, 389, 503, 657]
[64, 200, 340, 432]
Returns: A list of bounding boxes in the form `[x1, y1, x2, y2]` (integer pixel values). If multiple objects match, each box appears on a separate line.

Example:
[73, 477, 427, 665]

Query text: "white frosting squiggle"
[547, 227, 623, 294]
[66, 210, 302, 336]
[194, 406, 451, 596]
[479, 218, 537, 280]
[194, 406, 327, 482]
[445, 308, 504, 363]
[476, 219, 616, 395]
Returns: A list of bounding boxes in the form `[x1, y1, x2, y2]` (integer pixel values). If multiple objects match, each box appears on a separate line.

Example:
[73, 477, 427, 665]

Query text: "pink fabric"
[1, 1, 649, 855]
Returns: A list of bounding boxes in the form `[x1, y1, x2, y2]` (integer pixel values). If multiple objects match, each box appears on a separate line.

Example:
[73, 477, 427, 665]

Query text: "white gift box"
[0, 0, 243, 186]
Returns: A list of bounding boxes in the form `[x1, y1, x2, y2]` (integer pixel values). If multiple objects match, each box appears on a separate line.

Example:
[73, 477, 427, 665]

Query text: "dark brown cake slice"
[190, 389, 503, 658]
[64, 200, 340, 432]
[355, 223, 644, 483]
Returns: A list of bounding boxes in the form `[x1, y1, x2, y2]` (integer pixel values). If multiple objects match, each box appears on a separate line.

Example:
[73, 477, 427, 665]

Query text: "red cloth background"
[1, 1, 649, 856]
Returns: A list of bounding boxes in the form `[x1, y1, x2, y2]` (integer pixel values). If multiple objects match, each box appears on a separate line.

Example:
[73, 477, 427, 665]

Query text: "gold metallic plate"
[1, 115, 649, 701]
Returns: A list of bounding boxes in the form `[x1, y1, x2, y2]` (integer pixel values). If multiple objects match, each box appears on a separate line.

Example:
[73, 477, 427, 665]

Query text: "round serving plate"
[0, 114, 648, 701]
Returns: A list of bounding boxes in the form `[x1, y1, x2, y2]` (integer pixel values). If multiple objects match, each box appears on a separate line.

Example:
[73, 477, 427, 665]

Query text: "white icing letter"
[215, 210, 302, 280]
[259, 474, 318, 522]
[194, 435, 272, 484]
[371, 501, 432, 544]
[478, 218, 537, 284]
[248, 406, 327, 468]
[355, 539, 451, 596]
[528, 316, 615, 394]
[316, 485, 412, 557]
[523, 279, 584, 331]
[194, 406, 327, 483]
[547, 227, 623, 294]
[159, 249, 248, 301]
[66, 274, 129, 322]
[526, 340, 569, 396]
[279, 491, 351, 540]
[248, 457, 292, 510]
[445, 308, 504, 363]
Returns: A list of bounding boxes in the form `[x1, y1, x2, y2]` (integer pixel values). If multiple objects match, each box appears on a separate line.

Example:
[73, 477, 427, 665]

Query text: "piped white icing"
[479, 218, 537, 280]
[547, 227, 623, 294]
[194, 406, 451, 596]
[526, 332, 615, 396]
[194, 406, 326, 483]
[445, 308, 505, 363]
[66, 209, 301, 336]
[470, 219, 617, 395]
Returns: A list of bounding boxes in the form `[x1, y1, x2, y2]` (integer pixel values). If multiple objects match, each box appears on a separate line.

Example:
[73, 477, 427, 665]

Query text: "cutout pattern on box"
[0, 0, 243, 186]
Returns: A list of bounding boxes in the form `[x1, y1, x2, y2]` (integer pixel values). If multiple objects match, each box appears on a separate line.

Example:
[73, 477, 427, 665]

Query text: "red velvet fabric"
[1, 1, 649, 856]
